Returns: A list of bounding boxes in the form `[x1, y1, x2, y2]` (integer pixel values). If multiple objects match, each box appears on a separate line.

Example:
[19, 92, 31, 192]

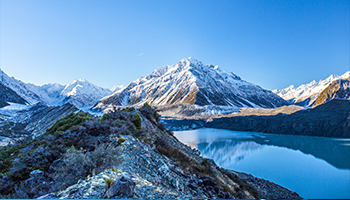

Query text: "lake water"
[174, 128, 350, 199]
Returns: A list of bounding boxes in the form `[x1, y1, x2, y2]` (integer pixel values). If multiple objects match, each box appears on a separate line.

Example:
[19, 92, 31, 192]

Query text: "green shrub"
[132, 113, 142, 130]
[122, 107, 135, 112]
[100, 114, 109, 121]
[142, 103, 151, 108]
[46, 112, 92, 134]
[105, 178, 115, 189]
[117, 137, 126, 144]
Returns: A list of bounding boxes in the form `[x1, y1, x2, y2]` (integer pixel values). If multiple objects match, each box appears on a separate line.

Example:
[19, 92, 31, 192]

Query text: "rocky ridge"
[0, 105, 301, 199]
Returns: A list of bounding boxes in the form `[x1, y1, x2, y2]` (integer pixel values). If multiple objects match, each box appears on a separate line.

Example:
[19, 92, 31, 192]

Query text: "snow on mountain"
[59, 79, 112, 108]
[0, 68, 49, 105]
[93, 57, 288, 112]
[273, 71, 350, 107]
[0, 68, 112, 108]
[312, 77, 350, 107]
[111, 85, 125, 93]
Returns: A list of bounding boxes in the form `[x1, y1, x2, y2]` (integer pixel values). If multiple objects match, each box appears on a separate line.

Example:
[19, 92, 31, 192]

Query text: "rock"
[47, 159, 62, 174]
[214, 185, 223, 192]
[200, 176, 216, 187]
[30, 169, 44, 177]
[104, 174, 136, 198]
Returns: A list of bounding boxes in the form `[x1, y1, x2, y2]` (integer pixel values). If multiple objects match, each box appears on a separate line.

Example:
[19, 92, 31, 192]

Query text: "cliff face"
[0, 106, 301, 199]
[206, 99, 350, 138]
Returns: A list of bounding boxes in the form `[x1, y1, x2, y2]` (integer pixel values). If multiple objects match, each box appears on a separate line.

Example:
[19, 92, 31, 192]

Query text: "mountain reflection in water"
[197, 140, 264, 168]
[175, 128, 350, 199]
[175, 128, 350, 170]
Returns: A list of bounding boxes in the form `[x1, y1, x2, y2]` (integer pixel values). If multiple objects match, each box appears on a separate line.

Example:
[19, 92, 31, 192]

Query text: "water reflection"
[175, 128, 350, 170]
[174, 128, 350, 199]
[198, 140, 264, 168]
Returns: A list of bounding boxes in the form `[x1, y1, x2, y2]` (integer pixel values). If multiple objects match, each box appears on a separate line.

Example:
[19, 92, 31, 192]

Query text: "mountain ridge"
[273, 71, 350, 106]
[93, 57, 289, 112]
[0, 68, 113, 108]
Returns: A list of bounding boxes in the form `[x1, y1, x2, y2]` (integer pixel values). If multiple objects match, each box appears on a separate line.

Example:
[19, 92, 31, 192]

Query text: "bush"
[100, 114, 109, 121]
[122, 107, 135, 112]
[46, 112, 92, 134]
[132, 113, 142, 130]
[139, 105, 160, 123]
[54, 143, 121, 188]
[105, 178, 115, 189]
[118, 137, 126, 144]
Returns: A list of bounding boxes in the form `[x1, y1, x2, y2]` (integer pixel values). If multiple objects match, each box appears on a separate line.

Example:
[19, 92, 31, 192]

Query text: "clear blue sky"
[1, 0, 349, 90]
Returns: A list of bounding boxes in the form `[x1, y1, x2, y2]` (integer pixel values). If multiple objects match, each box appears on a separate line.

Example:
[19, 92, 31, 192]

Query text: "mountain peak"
[71, 78, 88, 84]
[93, 58, 288, 111]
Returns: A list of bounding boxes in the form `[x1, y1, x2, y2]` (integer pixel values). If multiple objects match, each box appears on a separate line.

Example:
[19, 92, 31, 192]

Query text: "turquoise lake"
[174, 128, 350, 199]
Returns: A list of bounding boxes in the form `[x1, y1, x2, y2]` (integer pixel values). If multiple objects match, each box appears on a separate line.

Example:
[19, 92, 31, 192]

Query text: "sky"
[0, 0, 349, 90]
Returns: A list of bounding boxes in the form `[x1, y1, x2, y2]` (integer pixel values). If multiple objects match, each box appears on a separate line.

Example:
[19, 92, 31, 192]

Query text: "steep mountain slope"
[313, 78, 350, 107]
[0, 69, 112, 108]
[0, 83, 28, 107]
[0, 69, 48, 105]
[94, 58, 288, 112]
[273, 71, 350, 106]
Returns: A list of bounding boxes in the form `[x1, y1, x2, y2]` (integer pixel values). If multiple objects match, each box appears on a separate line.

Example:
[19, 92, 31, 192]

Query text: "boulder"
[104, 174, 136, 198]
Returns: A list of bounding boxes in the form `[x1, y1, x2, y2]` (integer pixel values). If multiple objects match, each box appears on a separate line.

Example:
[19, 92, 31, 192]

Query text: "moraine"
[175, 128, 350, 199]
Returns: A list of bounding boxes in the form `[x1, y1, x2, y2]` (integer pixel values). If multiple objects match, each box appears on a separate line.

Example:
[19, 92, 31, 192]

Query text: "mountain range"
[273, 71, 350, 107]
[1, 60, 349, 113]
[93, 57, 288, 112]
[0, 68, 118, 108]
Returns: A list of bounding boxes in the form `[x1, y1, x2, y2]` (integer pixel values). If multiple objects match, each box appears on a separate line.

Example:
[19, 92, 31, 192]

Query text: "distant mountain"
[273, 71, 350, 107]
[313, 78, 350, 107]
[58, 79, 112, 108]
[93, 57, 288, 112]
[0, 68, 112, 108]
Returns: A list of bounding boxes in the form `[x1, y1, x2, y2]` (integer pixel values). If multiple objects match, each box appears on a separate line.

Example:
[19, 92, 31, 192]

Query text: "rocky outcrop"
[104, 174, 136, 198]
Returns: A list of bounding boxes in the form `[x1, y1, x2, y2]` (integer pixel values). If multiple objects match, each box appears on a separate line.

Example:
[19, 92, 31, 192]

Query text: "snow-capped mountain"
[93, 57, 288, 112]
[312, 78, 350, 107]
[0, 68, 112, 108]
[59, 79, 112, 107]
[273, 71, 350, 107]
